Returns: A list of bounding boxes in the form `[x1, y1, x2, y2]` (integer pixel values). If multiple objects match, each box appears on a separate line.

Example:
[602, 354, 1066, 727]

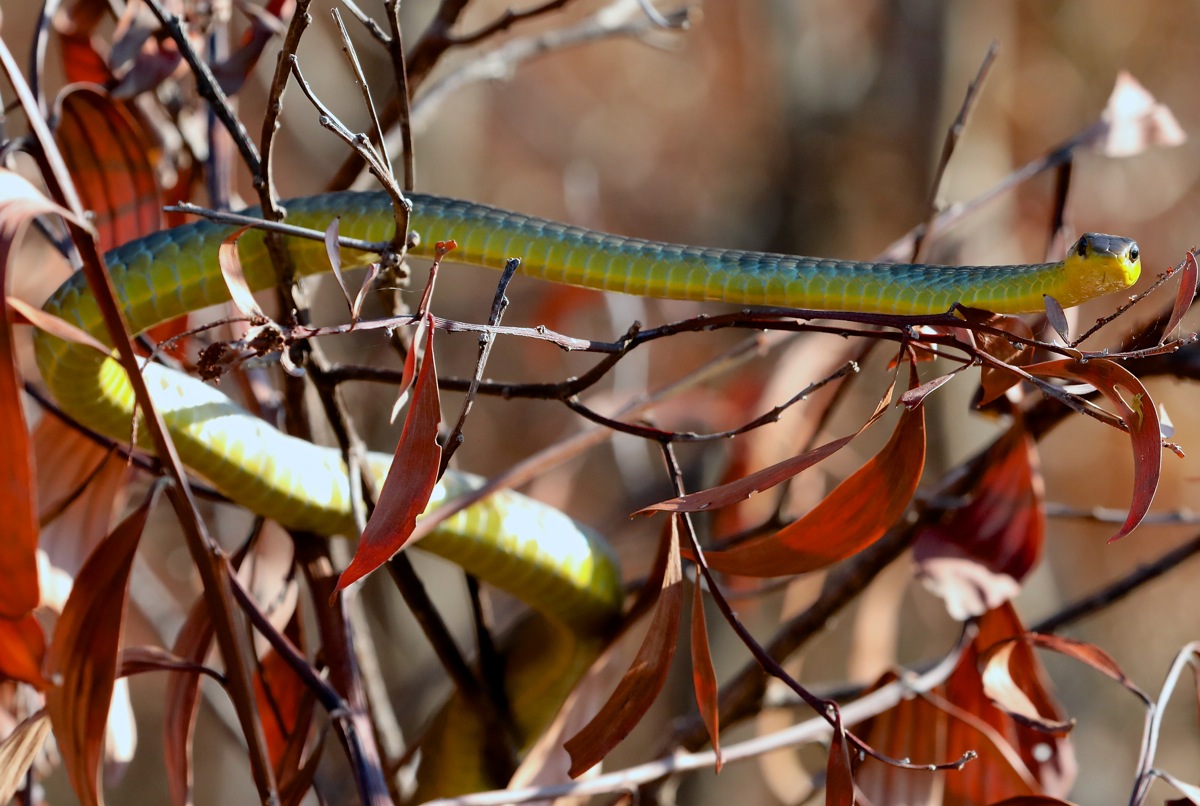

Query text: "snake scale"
[33, 191, 1141, 795]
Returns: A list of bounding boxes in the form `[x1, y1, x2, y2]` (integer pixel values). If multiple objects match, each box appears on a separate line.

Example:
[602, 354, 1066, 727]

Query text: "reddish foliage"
[46, 489, 156, 806]
[1025, 359, 1161, 541]
[854, 604, 1076, 803]
[642, 375, 896, 515]
[0, 615, 46, 688]
[336, 319, 442, 592]
[689, 578, 721, 771]
[701, 367, 925, 577]
[915, 422, 1044, 619]
[54, 86, 162, 253]
[565, 518, 684, 777]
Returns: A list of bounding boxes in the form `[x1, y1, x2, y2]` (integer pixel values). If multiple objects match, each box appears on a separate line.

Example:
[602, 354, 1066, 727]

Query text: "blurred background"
[7, 0, 1200, 803]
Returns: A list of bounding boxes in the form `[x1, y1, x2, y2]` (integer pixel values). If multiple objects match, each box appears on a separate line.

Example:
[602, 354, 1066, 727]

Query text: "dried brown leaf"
[565, 518, 684, 777]
[0, 711, 51, 804]
[46, 487, 157, 806]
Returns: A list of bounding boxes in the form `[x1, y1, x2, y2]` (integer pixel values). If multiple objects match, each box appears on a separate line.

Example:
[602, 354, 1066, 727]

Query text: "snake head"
[1060, 233, 1141, 306]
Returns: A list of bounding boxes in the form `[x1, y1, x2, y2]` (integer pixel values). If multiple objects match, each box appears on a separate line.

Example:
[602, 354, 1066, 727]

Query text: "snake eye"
[1075, 239, 1088, 259]
[1129, 244, 1140, 262]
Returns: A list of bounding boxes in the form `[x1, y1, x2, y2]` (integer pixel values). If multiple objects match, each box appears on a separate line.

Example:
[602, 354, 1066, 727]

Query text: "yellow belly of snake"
[33, 191, 1140, 794]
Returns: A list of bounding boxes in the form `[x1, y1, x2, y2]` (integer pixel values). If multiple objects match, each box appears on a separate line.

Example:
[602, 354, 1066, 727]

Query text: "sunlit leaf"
[641, 375, 895, 515]
[46, 487, 158, 806]
[690, 580, 721, 771]
[983, 633, 1150, 712]
[1095, 71, 1186, 158]
[0, 170, 82, 620]
[54, 85, 162, 252]
[1042, 296, 1069, 343]
[255, 618, 314, 774]
[218, 226, 268, 320]
[701, 367, 925, 577]
[337, 319, 441, 592]
[915, 422, 1044, 620]
[565, 517, 683, 777]
[1026, 359, 1161, 541]
[0, 711, 51, 804]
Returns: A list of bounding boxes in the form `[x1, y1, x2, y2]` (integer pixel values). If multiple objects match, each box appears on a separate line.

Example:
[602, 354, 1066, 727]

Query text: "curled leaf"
[1026, 359, 1160, 541]
[690, 580, 721, 771]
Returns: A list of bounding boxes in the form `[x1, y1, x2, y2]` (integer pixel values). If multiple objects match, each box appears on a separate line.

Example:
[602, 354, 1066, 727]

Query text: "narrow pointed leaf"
[1026, 359, 1160, 541]
[690, 580, 721, 771]
[46, 487, 158, 806]
[826, 725, 856, 806]
[1042, 295, 1070, 343]
[1162, 251, 1198, 344]
[565, 518, 683, 777]
[703, 373, 925, 577]
[337, 321, 441, 591]
[641, 376, 895, 515]
[324, 217, 353, 311]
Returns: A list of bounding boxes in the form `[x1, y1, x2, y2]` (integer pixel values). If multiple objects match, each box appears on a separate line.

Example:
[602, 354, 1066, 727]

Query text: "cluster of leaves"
[1, 2, 1200, 806]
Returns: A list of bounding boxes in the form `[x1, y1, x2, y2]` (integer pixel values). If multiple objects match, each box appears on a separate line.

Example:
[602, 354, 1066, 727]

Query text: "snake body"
[34, 191, 1140, 793]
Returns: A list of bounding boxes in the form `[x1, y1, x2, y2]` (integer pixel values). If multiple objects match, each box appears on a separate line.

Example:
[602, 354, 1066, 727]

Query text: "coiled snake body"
[34, 192, 1141, 794]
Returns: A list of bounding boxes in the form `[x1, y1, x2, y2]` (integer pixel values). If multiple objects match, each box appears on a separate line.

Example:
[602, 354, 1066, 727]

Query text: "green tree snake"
[33, 191, 1140, 795]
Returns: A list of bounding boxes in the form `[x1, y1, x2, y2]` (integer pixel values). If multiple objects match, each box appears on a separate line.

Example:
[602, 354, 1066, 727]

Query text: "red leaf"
[0, 170, 79, 620]
[565, 518, 684, 777]
[54, 85, 162, 253]
[640, 376, 895, 515]
[9, 295, 109, 355]
[53, 0, 114, 85]
[701, 368, 925, 577]
[826, 726, 856, 805]
[0, 614, 46, 687]
[46, 487, 157, 806]
[255, 618, 314, 775]
[1162, 250, 1198, 343]
[336, 320, 442, 591]
[690, 579, 721, 771]
[983, 633, 1149, 709]
[979, 641, 1075, 733]
[854, 604, 1076, 802]
[1026, 359, 1161, 541]
[914, 423, 1044, 619]
[961, 311, 1036, 406]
